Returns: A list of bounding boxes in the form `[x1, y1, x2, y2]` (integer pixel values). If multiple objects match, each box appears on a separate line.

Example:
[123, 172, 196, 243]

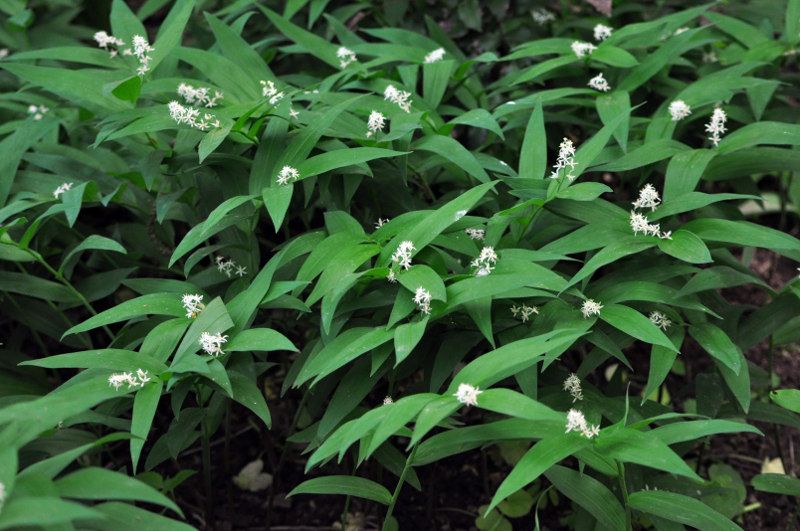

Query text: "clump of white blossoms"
[276, 165, 300, 185]
[383, 396, 394, 405]
[366, 110, 385, 138]
[260, 80, 284, 105]
[649, 311, 672, 330]
[668, 100, 691, 121]
[391, 240, 415, 270]
[182, 294, 204, 319]
[413, 286, 432, 314]
[108, 369, 151, 391]
[384, 85, 412, 113]
[168, 101, 220, 131]
[337, 46, 357, 68]
[28, 104, 49, 120]
[550, 137, 578, 180]
[216, 256, 247, 278]
[588, 72, 611, 92]
[593, 24, 613, 41]
[126, 35, 154, 76]
[424, 47, 446, 63]
[705, 107, 727, 147]
[571, 41, 597, 58]
[177, 83, 223, 108]
[532, 8, 555, 25]
[632, 183, 661, 211]
[53, 182, 73, 199]
[565, 409, 599, 438]
[581, 299, 603, 319]
[199, 331, 228, 357]
[563, 373, 584, 402]
[93, 30, 125, 57]
[465, 228, 485, 240]
[454, 383, 482, 407]
[375, 218, 390, 229]
[472, 246, 498, 276]
[511, 303, 538, 322]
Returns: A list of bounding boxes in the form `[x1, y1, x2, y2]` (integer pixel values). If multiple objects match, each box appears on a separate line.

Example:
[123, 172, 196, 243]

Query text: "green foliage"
[0, 0, 799, 529]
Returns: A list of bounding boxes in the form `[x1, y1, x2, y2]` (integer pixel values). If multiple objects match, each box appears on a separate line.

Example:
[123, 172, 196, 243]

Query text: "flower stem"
[382, 445, 418, 530]
[617, 461, 632, 531]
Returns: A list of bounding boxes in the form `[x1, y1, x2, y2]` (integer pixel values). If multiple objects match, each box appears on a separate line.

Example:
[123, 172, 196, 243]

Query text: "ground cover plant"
[1, 0, 800, 529]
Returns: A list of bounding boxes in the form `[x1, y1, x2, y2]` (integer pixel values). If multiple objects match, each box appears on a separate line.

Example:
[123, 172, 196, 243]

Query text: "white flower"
[413, 286, 432, 314]
[337, 46, 357, 68]
[668, 100, 691, 121]
[177, 83, 222, 107]
[383, 396, 394, 405]
[702, 50, 718, 63]
[276, 165, 300, 185]
[367, 110, 385, 138]
[168, 100, 219, 131]
[128, 35, 154, 76]
[565, 408, 599, 438]
[563, 373, 584, 402]
[588, 72, 611, 92]
[532, 8, 555, 25]
[387, 270, 397, 283]
[53, 182, 73, 199]
[93, 31, 124, 58]
[471, 246, 498, 276]
[391, 240, 415, 270]
[375, 218, 389, 229]
[593, 24, 613, 41]
[632, 184, 661, 211]
[0, 48, 9, 60]
[108, 369, 150, 390]
[550, 137, 577, 180]
[260, 80, 284, 105]
[28, 105, 49, 120]
[455, 209, 468, 220]
[235, 265, 247, 277]
[510, 304, 538, 322]
[649, 311, 672, 330]
[424, 48, 446, 63]
[629, 211, 668, 238]
[289, 107, 299, 119]
[384, 85, 413, 113]
[454, 383, 482, 406]
[571, 41, 597, 58]
[182, 294, 204, 318]
[465, 228, 485, 240]
[705, 107, 727, 147]
[199, 331, 228, 357]
[0, 480, 5, 508]
[581, 299, 603, 319]
[136, 369, 151, 385]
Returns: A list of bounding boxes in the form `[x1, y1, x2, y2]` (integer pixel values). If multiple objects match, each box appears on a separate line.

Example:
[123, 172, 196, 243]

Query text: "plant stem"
[617, 461, 632, 531]
[788, 498, 800, 531]
[202, 418, 214, 529]
[382, 445, 418, 530]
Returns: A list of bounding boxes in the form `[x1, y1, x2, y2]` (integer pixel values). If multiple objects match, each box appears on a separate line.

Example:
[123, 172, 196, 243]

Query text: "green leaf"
[0, 497, 104, 529]
[595, 429, 701, 480]
[651, 420, 762, 445]
[60, 235, 127, 273]
[21, 349, 166, 374]
[92, 502, 196, 531]
[0, 118, 56, 207]
[305, 243, 380, 306]
[296, 148, 407, 179]
[204, 12, 273, 82]
[591, 45, 639, 67]
[397, 265, 446, 302]
[394, 317, 428, 365]
[689, 323, 742, 374]
[544, 465, 627, 531]
[663, 149, 717, 201]
[683, 218, 800, 262]
[226, 328, 297, 353]
[0, 271, 78, 303]
[657, 230, 712, 264]
[448, 108, 504, 139]
[476, 389, 563, 423]
[596, 90, 630, 152]
[365, 394, 438, 458]
[259, 6, 340, 67]
[423, 59, 454, 108]
[717, 122, 800, 154]
[131, 379, 163, 473]
[518, 100, 545, 180]
[413, 134, 491, 183]
[63, 293, 185, 338]
[229, 368, 272, 427]
[628, 490, 743, 531]
[752, 474, 800, 496]
[55, 467, 182, 515]
[771, 389, 800, 414]
[599, 304, 679, 352]
[170, 212, 243, 267]
[288, 476, 392, 505]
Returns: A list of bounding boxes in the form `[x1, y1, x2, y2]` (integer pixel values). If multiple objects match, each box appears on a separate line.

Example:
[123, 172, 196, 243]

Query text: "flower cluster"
[374, 218, 390, 229]
[126, 35, 154, 76]
[216, 256, 247, 278]
[593, 24, 613, 41]
[563, 373, 584, 402]
[649, 311, 672, 330]
[182, 294, 204, 319]
[454, 383, 482, 407]
[465, 228, 485, 240]
[550, 137, 577, 180]
[260, 80, 284, 105]
[571, 41, 597, 58]
[337, 46, 357, 68]
[588, 72, 611, 92]
[199, 331, 228, 357]
[93, 30, 125, 57]
[53, 182, 73, 199]
[472, 246, 498, 276]
[382, 396, 394, 405]
[28, 104, 49, 120]
[424, 48, 446, 63]
[177, 83, 223, 108]
[366, 110, 385, 138]
[168, 101, 220, 131]
[276, 165, 300, 185]
[629, 184, 672, 239]
[531, 8, 555, 25]
[108, 369, 151, 390]
[510, 304, 538, 322]
[391, 240, 415, 270]
[668, 100, 691, 121]
[565, 409, 599, 438]
[0, 48, 8, 60]
[705, 107, 727, 147]
[384, 85, 412, 113]
[413, 286, 432, 314]
[581, 299, 603, 319]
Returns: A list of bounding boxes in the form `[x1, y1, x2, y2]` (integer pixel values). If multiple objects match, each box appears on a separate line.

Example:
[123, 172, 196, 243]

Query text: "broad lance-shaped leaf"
[628, 490, 743, 531]
[63, 293, 185, 337]
[544, 465, 627, 531]
[689, 323, 742, 374]
[599, 303, 679, 352]
[288, 476, 392, 505]
[296, 147, 408, 179]
[412, 134, 491, 183]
